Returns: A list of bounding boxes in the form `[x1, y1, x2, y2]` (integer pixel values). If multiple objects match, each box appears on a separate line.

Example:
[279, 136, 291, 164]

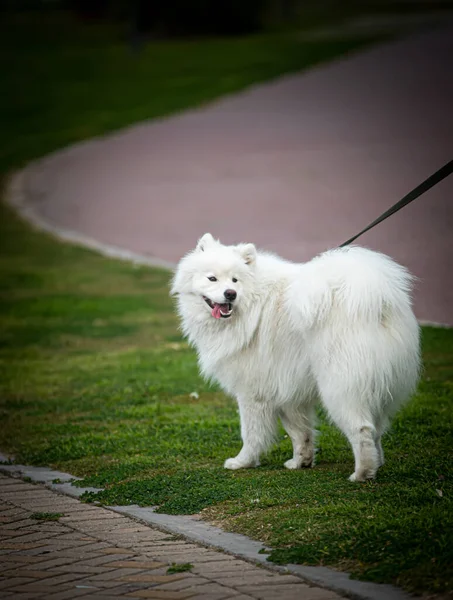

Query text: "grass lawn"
[0, 9, 452, 598]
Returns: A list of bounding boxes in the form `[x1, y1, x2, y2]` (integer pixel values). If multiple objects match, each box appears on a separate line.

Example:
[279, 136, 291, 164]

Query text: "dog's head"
[171, 233, 257, 321]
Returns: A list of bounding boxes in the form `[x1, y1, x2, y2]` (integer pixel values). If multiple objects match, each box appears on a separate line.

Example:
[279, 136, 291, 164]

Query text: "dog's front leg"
[224, 397, 276, 470]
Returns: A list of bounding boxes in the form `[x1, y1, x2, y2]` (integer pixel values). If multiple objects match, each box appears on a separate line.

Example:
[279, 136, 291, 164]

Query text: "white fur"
[171, 233, 421, 481]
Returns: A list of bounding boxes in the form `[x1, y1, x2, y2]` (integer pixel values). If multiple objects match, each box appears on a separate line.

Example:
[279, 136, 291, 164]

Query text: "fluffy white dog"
[171, 233, 420, 481]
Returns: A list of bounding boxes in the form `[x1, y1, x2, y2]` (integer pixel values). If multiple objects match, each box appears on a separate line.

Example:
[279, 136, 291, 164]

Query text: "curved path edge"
[0, 455, 412, 600]
[6, 170, 176, 272]
[5, 169, 450, 329]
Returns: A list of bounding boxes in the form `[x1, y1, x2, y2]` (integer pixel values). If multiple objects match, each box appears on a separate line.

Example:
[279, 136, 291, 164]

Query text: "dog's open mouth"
[203, 296, 233, 319]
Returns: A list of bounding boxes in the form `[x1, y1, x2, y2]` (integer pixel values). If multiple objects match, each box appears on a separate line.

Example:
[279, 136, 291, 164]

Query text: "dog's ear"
[196, 233, 216, 252]
[237, 243, 256, 266]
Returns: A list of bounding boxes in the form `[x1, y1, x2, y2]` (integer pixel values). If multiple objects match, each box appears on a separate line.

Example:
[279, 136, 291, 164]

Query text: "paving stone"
[143, 542, 188, 548]
[135, 543, 199, 553]
[80, 596, 133, 600]
[100, 548, 136, 555]
[33, 523, 73, 533]
[44, 587, 100, 600]
[48, 542, 111, 555]
[102, 533, 172, 543]
[52, 532, 98, 541]
[76, 520, 133, 531]
[0, 594, 40, 600]
[40, 537, 96, 546]
[1, 541, 47, 550]
[29, 503, 93, 512]
[0, 478, 30, 486]
[0, 486, 48, 495]
[59, 513, 124, 522]
[26, 541, 98, 555]
[0, 494, 56, 504]
[8, 581, 75, 594]
[0, 529, 31, 537]
[0, 509, 29, 518]
[113, 526, 153, 533]
[2, 512, 36, 529]
[107, 560, 166, 570]
[94, 583, 161, 596]
[152, 577, 211, 591]
[82, 578, 146, 590]
[43, 572, 96, 586]
[163, 582, 236, 596]
[238, 584, 337, 599]
[1, 490, 55, 498]
[150, 551, 235, 564]
[75, 554, 138, 567]
[0, 577, 36, 590]
[215, 574, 301, 587]
[191, 562, 262, 576]
[83, 596, 148, 600]
[188, 595, 239, 600]
[0, 554, 44, 564]
[1, 531, 61, 542]
[85, 567, 151, 581]
[51, 563, 118, 574]
[125, 591, 195, 599]
[1, 568, 59, 579]
[120, 574, 188, 584]
[27, 556, 78, 569]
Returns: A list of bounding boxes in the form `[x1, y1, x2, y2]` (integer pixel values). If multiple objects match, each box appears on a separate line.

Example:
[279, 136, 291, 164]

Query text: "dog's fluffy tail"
[286, 246, 416, 329]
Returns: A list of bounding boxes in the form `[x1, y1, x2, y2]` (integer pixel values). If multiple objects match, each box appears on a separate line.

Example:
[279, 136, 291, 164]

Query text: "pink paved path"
[22, 26, 453, 324]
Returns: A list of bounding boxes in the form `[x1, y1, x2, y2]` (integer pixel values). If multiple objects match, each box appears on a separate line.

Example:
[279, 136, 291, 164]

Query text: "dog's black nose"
[224, 289, 237, 301]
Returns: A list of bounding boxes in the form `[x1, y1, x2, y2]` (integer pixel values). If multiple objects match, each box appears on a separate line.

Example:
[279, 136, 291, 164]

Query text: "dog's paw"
[284, 458, 301, 470]
[284, 457, 314, 470]
[349, 470, 376, 482]
[224, 457, 259, 470]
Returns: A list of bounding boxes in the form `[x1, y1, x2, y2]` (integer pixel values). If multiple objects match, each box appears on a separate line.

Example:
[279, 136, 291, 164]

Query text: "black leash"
[339, 159, 453, 247]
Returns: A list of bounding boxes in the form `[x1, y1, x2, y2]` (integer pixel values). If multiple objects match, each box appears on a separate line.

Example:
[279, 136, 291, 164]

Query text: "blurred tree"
[124, 0, 267, 37]
[0, 0, 270, 37]
[70, 0, 109, 19]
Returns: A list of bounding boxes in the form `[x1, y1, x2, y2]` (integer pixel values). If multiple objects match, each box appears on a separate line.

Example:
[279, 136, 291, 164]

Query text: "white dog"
[171, 234, 420, 481]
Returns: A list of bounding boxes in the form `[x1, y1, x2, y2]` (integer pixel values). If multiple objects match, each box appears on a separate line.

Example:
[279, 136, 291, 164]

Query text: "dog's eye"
[232, 278, 238, 283]
[208, 276, 217, 282]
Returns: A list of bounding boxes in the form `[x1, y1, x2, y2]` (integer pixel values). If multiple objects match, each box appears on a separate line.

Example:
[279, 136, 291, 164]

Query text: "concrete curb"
[0, 455, 413, 600]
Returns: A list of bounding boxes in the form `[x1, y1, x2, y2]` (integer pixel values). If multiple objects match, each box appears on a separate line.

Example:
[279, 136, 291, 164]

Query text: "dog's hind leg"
[375, 434, 384, 468]
[346, 423, 380, 481]
[280, 402, 316, 469]
[321, 395, 380, 481]
[374, 416, 389, 467]
[224, 398, 277, 470]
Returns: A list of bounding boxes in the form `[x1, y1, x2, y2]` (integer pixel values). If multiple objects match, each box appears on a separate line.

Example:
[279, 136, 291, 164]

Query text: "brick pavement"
[0, 474, 341, 600]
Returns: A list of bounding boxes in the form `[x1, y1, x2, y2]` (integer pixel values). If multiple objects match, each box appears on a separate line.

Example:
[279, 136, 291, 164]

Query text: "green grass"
[167, 563, 194, 575]
[29, 512, 64, 521]
[0, 9, 452, 598]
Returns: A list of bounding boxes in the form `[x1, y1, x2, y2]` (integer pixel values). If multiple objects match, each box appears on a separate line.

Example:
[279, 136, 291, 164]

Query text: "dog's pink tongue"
[212, 303, 229, 319]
